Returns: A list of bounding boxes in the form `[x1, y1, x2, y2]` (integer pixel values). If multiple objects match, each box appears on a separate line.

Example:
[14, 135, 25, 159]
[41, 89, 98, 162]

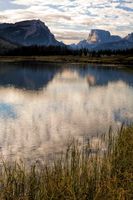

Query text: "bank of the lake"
[0, 55, 133, 66]
[0, 126, 133, 200]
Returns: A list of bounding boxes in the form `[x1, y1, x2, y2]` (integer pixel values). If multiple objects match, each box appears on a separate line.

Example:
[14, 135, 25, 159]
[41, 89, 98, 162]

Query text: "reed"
[0, 126, 133, 199]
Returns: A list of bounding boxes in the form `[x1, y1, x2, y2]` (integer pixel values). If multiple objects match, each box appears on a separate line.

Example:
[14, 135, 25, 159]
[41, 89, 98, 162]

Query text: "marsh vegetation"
[0, 126, 133, 200]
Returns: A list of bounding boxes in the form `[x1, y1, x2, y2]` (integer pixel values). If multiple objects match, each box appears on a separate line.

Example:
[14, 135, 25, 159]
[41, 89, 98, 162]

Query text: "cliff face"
[87, 29, 121, 44]
[0, 20, 62, 46]
[0, 37, 17, 54]
[70, 29, 133, 50]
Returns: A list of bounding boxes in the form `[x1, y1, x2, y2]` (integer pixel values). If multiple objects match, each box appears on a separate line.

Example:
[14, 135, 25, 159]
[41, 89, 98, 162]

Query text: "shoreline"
[0, 55, 133, 66]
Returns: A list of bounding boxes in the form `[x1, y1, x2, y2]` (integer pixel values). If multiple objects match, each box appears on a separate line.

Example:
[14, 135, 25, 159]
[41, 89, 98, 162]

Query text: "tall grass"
[0, 126, 133, 199]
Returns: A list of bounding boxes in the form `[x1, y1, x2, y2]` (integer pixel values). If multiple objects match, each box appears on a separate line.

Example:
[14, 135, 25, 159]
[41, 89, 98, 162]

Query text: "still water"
[0, 62, 133, 162]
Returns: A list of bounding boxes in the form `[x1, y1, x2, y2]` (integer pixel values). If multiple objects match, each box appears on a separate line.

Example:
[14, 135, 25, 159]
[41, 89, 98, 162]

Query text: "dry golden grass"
[0, 55, 133, 65]
[0, 126, 133, 199]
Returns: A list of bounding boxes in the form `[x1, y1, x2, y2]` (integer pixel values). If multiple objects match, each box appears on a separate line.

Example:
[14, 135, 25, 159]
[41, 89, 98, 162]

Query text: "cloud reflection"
[0, 70, 133, 162]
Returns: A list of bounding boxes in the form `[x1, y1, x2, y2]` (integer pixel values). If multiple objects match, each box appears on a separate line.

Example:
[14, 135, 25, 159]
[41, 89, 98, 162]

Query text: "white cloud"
[0, 0, 132, 43]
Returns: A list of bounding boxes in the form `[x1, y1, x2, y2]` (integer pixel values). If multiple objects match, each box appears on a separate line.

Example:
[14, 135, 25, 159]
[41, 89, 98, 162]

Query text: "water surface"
[0, 62, 133, 162]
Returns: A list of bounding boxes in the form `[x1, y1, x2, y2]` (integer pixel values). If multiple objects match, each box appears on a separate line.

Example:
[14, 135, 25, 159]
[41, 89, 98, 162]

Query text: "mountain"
[70, 29, 133, 51]
[124, 33, 133, 42]
[0, 20, 63, 46]
[0, 19, 132, 52]
[0, 37, 17, 54]
[87, 29, 121, 44]
[95, 39, 133, 51]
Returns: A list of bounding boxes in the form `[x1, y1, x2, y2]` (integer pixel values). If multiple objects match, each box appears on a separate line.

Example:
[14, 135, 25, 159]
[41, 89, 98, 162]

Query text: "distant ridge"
[0, 19, 133, 52]
[0, 19, 64, 47]
[70, 29, 133, 50]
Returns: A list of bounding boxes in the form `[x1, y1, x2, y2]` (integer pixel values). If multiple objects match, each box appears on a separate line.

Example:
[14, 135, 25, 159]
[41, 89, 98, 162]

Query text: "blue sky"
[0, 0, 132, 44]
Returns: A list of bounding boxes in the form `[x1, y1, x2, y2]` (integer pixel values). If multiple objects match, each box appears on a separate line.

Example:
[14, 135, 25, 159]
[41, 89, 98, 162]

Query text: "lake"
[0, 62, 133, 163]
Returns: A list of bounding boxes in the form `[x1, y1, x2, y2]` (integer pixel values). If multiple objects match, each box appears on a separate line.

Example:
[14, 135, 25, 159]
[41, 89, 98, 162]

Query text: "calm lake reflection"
[0, 62, 133, 162]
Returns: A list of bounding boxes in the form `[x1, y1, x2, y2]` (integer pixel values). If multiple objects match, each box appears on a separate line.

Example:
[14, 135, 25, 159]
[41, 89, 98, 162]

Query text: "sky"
[0, 0, 133, 44]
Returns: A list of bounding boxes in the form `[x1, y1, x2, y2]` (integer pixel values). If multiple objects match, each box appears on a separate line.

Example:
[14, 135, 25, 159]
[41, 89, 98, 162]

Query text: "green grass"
[0, 126, 133, 199]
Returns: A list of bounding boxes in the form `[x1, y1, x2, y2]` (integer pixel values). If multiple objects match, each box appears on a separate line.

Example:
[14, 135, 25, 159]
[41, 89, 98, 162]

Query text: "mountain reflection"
[0, 62, 133, 90]
[0, 62, 60, 90]
[0, 66, 133, 162]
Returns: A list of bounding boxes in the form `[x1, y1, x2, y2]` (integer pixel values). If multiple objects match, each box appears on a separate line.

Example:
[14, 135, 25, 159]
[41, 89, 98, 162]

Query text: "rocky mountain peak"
[87, 29, 111, 43]
[15, 19, 45, 28]
[125, 33, 133, 42]
[0, 19, 63, 46]
[87, 29, 121, 44]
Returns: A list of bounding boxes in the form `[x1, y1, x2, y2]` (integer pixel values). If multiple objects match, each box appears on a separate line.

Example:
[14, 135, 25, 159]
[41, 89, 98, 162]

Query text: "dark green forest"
[2, 45, 133, 57]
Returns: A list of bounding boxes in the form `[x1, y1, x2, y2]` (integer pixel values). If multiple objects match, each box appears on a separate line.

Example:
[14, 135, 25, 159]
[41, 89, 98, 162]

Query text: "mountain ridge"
[0, 19, 64, 47]
[0, 20, 133, 52]
[70, 29, 133, 50]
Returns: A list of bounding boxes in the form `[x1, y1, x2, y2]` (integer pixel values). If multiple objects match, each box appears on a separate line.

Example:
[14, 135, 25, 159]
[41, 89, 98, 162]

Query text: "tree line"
[2, 45, 133, 57]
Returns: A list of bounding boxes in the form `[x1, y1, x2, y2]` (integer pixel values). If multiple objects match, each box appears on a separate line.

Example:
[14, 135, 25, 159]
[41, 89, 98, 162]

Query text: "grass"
[0, 126, 133, 199]
[0, 55, 133, 66]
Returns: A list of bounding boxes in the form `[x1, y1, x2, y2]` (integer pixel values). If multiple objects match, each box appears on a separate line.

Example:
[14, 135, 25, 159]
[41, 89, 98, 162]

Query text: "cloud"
[54, 30, 88, 43]
[0, 15, 7, 20]
[0, 0, 132, 43]
[0, 70, 133, 161]
[117, 5, 133, 11]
